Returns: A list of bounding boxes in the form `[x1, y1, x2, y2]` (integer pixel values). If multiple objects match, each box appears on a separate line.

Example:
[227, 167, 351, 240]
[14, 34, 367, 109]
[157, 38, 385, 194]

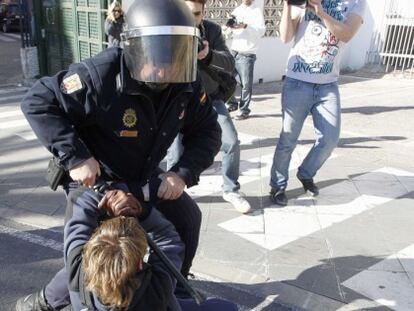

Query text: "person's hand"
[69, 157, 101, 188]
[197, 40, 210, 60]
[98, 190, 142, 217]
[307, 0, 324, 16]
[232, 23, 247, 29]
[157, 171, 186, 200]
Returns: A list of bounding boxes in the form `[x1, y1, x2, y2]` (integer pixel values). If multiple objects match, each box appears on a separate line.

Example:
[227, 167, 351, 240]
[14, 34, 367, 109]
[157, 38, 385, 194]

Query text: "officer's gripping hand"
[69, 157, 101, 188]
[198, 40, 210, 60]
[157, 171, 186, 200]
[98, 189, 142, 217]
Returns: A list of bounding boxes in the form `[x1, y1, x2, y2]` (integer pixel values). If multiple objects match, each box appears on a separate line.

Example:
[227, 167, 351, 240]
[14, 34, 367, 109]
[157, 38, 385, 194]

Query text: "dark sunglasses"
[113, 9, 121, 13]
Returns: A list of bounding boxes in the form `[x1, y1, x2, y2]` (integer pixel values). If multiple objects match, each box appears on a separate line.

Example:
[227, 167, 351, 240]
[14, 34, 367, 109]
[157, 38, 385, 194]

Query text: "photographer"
[269, 0, 366, 206]
[226, 0, 266, 120]
[167, 0, 252, 213]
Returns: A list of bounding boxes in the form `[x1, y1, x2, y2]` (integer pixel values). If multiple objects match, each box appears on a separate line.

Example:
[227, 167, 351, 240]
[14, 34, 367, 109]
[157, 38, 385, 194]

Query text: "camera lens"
[287, 0, 307, 6]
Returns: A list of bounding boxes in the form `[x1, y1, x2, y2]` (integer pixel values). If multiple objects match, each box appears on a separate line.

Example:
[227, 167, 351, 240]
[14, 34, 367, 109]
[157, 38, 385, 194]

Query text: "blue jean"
[167, 98, 240, 193]
[229, 51, 257, 115]
[270, 77, 341, 190]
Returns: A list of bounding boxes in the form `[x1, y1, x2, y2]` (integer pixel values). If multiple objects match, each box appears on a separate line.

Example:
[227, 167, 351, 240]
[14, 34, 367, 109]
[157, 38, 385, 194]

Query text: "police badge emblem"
[122, 108, 137, 128]
[60, 73, 84, 94]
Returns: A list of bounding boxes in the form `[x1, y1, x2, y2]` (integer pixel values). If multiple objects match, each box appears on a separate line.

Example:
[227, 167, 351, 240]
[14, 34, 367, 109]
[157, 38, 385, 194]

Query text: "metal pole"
[146, 233, 206, 305]
[19, 0, 25, 48]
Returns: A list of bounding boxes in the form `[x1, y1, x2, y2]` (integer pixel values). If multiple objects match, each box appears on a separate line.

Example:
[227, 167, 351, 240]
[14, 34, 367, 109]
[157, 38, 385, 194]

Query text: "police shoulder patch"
[60, 73, 84, 94]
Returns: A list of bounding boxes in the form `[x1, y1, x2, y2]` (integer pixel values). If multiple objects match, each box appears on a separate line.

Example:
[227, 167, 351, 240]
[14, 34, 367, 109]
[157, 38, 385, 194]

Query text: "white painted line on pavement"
[0, 224, 63, 252]
[0, 109, 23, 118]
[0, 93, 25, 102]
[0, 118, 29, 129]
[342, 243, 414, 311]
[218, 167, 412, 250]
[0, 87, 27, 95]
[4, 33, 21, 39]
[16, 131, 37, 141]
[0, 34, 15, 42]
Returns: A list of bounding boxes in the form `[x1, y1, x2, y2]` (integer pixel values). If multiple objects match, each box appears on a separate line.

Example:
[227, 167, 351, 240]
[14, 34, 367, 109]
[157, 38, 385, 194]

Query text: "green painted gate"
[34, 0, 110, 75]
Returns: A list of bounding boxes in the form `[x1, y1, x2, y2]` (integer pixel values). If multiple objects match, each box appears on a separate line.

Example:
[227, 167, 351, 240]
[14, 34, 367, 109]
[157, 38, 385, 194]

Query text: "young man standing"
[168, 0, 252, 213]
[270, 0, 366, 205]
[226, 0, 266, 120]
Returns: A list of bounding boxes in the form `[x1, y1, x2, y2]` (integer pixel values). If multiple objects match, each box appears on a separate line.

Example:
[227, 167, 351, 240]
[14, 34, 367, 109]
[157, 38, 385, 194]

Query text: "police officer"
[16, 0, 221, 309]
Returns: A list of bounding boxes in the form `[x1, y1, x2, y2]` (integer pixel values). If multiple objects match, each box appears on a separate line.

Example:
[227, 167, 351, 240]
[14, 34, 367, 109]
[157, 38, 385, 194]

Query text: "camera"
[287, 0, 307, 6]
[225, 15, 237, 27]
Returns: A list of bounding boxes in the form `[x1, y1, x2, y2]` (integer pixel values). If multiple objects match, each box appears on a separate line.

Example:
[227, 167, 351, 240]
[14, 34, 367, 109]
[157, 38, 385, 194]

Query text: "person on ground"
[64, 186, 238, 311]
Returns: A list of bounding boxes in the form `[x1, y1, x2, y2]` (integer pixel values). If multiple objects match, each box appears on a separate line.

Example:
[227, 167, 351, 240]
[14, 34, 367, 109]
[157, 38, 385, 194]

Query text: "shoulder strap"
[81, 58, 103, 106]
[127, 265, 153, 309]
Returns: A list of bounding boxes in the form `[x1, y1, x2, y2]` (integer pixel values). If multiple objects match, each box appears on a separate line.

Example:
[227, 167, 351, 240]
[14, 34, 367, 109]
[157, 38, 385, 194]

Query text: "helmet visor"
[123, 34, 198, 83]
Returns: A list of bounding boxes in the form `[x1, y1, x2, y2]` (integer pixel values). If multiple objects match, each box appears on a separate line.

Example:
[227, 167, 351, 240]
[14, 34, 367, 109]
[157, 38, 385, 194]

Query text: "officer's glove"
[98, 189, 142, 217]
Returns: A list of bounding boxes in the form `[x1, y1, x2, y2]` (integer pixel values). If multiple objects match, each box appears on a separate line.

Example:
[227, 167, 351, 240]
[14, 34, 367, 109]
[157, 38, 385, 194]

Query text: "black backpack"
[201, 64, 237, 103]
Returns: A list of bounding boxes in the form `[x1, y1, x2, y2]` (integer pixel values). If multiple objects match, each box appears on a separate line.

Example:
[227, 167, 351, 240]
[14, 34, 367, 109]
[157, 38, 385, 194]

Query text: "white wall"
[253, 36, 291, 83]
[340, 0, 386, 71]
[253, 0, 384, 82]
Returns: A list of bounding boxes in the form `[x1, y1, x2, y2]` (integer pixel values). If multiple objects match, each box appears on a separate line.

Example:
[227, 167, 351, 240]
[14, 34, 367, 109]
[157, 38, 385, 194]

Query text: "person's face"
[113, 7, 122, 18]
[243, 0, 253, 6]
[140, 63, 170, 81]
[185, 1, 203, 26]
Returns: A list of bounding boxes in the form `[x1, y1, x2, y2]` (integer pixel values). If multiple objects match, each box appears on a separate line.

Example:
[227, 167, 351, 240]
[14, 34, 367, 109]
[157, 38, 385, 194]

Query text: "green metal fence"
[35, 0, 111, 76]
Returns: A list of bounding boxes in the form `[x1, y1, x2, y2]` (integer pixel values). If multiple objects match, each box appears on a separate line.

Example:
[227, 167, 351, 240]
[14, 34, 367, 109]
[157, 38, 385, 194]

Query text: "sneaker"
[269, 188, 288, 206]
[297, 173, 319, 196]
[16, 288, 56, 311]
[226, 103, 238, 112]
[235, 112, 249, 120]
[222, 191, 252, 213]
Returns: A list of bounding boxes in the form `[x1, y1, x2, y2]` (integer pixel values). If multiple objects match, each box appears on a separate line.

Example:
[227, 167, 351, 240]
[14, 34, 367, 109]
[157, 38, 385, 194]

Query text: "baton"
[145, 232, 205, 305]
[93, 181, 206, 305]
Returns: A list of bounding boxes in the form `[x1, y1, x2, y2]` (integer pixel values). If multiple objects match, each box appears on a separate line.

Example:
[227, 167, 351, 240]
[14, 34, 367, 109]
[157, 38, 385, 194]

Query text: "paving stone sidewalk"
[0, 75, 414, 310]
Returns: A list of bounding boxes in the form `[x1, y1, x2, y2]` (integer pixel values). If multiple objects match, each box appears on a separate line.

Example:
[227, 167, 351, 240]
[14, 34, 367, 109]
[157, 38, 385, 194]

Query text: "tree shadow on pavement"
[240, 135, 406, 151]
[190, 255, 402, 310]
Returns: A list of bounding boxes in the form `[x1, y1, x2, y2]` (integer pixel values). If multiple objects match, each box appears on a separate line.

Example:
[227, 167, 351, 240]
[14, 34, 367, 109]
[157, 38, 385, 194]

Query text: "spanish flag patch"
[199, 92, 207, 105]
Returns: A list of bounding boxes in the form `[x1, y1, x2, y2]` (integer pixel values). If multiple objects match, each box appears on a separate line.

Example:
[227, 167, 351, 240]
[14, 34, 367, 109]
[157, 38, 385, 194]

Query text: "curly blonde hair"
[83, 216, 148, 309]
[107, 1, 123, 22]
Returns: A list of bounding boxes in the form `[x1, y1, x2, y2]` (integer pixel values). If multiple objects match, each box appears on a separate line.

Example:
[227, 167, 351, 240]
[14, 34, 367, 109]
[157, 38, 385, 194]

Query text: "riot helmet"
[122, 0, 199, 84]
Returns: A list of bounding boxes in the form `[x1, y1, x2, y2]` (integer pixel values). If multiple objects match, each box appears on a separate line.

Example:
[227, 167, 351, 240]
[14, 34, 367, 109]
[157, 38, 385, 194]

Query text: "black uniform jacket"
[21, 48, 221, 187]
[199, 19, 235, 98]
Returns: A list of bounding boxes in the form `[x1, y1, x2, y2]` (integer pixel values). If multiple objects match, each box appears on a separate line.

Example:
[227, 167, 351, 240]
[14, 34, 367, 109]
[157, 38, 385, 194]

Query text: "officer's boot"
[15, 288, 56, 311]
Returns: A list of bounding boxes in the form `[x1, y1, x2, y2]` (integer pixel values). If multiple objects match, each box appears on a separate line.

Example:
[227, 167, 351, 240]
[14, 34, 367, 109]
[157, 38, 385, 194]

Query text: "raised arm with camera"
[280, 1, 302, 43]
[306, 0, 363, 42]
[281, 0, 364, 43]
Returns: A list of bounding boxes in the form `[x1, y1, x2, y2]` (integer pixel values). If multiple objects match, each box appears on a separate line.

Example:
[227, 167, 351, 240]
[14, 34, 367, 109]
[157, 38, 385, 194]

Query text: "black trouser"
[45, 187, 201, 309]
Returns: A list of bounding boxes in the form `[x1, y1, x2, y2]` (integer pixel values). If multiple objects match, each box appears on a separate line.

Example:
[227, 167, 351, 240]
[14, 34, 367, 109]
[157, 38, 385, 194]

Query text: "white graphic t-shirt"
[286, 0, 366, 84]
